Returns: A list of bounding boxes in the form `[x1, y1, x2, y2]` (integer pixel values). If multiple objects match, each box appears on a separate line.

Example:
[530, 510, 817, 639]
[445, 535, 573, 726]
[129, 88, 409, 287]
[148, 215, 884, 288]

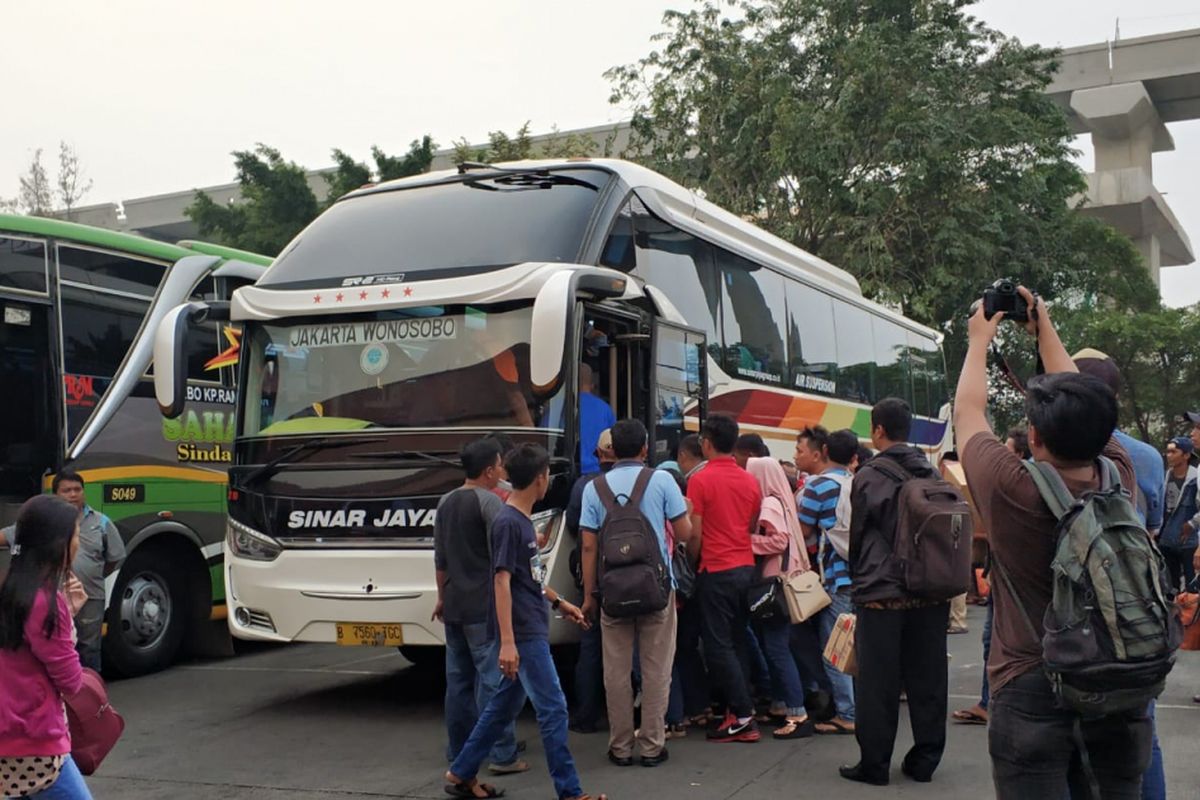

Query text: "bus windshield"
[240, 303, 564, 436]
[257, 168, 612, 289]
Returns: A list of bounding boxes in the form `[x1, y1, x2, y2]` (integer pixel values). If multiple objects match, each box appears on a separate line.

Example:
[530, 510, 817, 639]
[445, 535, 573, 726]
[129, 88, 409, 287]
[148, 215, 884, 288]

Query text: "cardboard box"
[823, 612, 857, 676]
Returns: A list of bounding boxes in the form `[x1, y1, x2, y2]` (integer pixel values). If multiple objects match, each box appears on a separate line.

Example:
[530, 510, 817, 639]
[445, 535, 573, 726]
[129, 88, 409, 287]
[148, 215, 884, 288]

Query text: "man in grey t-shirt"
[434, 438, 527, 775]
[2, 470, 127, 672]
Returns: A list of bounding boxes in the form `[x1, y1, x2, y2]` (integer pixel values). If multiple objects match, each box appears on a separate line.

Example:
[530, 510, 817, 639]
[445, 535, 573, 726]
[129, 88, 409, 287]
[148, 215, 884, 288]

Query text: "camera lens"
[997, 281, 1014, 292]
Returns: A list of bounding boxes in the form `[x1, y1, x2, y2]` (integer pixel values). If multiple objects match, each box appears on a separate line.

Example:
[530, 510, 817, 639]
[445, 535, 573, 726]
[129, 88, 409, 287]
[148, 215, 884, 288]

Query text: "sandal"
[444, 774, 505, 799]
[772, 716, 814, 739]
[952, 706, 988, 725]
[814, 717, 855, 735]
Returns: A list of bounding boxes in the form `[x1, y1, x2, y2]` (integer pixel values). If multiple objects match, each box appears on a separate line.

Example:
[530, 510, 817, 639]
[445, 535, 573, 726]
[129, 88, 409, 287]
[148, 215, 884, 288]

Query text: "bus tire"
[103, 547, 190, 677]
[398, 645, 444, 671]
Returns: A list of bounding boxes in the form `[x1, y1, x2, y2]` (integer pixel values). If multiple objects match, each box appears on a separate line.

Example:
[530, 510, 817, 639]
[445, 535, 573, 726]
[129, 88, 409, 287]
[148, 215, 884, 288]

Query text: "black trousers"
[989, 670, 1152, 799]
[673, 599, 709, 717]
[698, 566, 755, 718]
[1160, 545, 1196, 593]
[854, 603, 949, 779]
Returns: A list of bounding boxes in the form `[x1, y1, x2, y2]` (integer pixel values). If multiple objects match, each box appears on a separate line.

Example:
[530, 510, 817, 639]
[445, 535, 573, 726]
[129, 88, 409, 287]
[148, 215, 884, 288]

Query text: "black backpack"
[594, 468, 671, 618]
[868, 458, 974, 601]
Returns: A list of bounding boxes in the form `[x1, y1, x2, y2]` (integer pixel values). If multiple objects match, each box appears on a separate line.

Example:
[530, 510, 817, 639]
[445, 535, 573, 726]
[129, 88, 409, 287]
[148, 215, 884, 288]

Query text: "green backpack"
[995, 457, 1181, 718]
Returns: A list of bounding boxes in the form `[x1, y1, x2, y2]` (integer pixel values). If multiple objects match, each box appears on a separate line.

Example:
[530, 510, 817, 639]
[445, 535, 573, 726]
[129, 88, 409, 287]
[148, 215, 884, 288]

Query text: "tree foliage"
[325, 136, 437, 205]
[188, 144, 319, 255]
[56, 142, 93, 219]
[7, 148, 54, 216]
[608, 0, 1157, 342]
[451, 122, 614, 165]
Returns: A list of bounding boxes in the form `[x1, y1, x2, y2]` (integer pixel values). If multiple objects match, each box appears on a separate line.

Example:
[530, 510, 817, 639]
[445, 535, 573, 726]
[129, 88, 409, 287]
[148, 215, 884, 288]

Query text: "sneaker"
[707, 715, 760, 743]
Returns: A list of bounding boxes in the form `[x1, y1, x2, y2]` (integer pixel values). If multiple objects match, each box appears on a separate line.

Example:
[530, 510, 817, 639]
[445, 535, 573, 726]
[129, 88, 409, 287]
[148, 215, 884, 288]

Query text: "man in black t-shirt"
[445, 444, 604, 800]
[434, 438, 525, 774]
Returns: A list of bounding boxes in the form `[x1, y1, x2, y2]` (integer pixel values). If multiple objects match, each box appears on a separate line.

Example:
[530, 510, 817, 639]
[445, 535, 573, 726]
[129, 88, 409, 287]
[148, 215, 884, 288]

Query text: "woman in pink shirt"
[746, 457, 813, 740]
[0, 495, 91, 799]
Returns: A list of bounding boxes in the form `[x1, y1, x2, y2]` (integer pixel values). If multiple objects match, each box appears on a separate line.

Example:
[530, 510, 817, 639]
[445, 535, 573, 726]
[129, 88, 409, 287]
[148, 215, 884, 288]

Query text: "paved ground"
[91, 606, 1200, 799]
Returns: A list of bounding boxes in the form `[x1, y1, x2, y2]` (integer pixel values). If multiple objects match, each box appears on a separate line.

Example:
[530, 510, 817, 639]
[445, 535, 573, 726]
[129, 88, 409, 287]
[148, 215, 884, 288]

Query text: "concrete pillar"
[1069, 81, 1188, 286]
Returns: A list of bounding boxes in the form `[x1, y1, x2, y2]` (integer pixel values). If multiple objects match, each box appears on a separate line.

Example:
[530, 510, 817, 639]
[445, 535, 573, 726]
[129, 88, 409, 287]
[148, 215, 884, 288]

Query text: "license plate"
[336, 622, 404, 646]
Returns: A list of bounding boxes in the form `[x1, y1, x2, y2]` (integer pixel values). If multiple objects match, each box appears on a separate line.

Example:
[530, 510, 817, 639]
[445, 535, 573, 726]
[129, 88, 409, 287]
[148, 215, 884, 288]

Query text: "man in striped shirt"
[796, 426, 858, 735]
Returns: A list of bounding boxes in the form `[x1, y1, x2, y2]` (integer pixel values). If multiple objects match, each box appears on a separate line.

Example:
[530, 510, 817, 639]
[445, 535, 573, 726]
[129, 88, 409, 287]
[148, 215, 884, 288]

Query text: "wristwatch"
[551, 596, 562, 610]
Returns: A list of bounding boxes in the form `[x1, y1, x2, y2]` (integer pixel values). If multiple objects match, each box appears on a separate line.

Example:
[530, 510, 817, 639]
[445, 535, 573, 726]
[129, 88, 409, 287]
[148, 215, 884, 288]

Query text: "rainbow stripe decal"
[707, 389, 948, 447]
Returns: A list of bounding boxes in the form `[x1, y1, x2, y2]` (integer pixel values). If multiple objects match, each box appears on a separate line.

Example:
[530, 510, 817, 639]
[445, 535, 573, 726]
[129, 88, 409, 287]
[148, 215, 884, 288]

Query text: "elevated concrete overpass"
[1047, 27, 1200, 281]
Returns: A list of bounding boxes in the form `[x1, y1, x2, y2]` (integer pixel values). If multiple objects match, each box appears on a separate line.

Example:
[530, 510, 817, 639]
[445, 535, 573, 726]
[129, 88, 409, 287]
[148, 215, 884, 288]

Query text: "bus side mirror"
[530, 269, 627, 396]
[154, 301, 231, 418]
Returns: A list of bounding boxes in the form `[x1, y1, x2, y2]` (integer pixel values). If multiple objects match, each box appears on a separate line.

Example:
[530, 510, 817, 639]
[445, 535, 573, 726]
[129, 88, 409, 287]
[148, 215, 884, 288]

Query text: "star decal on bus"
[381, 288, 391, 299]
[335, 292, 344, 302]
[403, 286, 413, 297]
[359, 290, 369, 300]
[204, 326, 242, 371]
[313, 294, 322, 303]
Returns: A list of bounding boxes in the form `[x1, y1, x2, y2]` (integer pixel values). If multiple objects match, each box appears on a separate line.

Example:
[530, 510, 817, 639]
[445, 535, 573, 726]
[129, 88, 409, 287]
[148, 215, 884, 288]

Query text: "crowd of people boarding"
[0, 285, 1190, 800]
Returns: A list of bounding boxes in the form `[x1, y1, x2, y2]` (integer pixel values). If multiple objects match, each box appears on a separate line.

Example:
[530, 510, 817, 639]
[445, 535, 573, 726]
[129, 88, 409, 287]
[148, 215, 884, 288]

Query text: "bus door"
[650, 321, 707, 467]
[0, 300, 58, 524]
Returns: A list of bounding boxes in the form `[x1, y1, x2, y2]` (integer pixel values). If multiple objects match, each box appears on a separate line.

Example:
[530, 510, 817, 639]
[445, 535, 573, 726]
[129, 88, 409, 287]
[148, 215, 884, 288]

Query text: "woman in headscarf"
[746, 457, 813, 739]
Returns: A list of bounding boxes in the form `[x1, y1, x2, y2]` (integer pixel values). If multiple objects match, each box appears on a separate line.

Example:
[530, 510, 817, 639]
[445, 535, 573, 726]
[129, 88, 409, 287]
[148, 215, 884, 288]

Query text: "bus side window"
[786, 282, 838, 396]
[832, 299, 875, 404]
[57, 244, 165, 297]
[0, 237, 48, 295]
[715, 247, 787, 387]
[872, 317, 913, 409]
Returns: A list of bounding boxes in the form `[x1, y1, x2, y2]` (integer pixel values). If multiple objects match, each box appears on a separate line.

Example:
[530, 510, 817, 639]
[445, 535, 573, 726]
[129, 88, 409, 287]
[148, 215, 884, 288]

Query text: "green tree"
[451, 123, 609, 165]
[187, 144, 319, 255]
[324, 136, 437, 205]
[607, 0, 1157, 358]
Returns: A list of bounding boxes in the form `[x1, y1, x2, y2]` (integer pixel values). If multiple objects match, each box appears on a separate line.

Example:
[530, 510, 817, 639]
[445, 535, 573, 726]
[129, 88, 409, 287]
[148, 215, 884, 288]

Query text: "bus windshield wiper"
[463, 171, 599, 193]
[349, 449, 460, 467]
[240, 437, 379, 486]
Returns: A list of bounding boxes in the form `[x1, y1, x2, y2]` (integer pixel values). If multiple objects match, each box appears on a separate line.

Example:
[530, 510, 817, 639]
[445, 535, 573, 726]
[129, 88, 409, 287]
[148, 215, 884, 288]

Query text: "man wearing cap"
[1161, 436, 1198, 591]
[1073, 349, 1169, 800]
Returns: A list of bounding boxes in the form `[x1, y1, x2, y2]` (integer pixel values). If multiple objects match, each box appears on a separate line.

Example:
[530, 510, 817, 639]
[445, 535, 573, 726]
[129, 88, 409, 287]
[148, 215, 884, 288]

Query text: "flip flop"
[814, 718, 855, 735]
[952, 707, 988, 725]
[444, 779, 505, 798]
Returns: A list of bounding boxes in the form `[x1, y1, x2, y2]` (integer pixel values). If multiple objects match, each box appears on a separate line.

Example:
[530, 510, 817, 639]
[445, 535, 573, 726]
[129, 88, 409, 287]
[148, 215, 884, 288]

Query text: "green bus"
[0, 214, 270, 675]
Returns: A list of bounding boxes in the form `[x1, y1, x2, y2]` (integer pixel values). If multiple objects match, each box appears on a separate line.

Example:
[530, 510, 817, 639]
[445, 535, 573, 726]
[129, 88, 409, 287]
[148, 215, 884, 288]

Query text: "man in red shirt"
[687, 413, 763, 742]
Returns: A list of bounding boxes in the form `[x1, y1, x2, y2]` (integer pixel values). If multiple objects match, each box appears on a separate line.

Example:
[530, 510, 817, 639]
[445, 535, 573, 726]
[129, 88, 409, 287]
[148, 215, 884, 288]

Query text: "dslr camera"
[982, 279, 1029, 323]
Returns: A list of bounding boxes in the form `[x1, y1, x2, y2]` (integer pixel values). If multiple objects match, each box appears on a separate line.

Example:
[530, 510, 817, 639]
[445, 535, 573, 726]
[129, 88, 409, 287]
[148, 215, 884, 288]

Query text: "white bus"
[152, 159, 949, 664]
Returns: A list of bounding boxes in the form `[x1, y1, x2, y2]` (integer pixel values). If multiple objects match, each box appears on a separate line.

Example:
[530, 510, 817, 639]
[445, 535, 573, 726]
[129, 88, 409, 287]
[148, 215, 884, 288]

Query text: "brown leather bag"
[1177, 591, 1200, 651]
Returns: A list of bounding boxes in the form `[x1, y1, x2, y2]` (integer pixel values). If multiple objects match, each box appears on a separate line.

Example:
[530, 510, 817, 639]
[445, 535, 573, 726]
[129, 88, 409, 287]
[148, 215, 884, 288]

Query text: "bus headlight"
[227, 519, 281, 562]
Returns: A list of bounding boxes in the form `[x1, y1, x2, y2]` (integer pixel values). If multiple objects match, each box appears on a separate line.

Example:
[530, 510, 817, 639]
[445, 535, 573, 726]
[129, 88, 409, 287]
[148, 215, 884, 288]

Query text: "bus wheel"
[104, 548, 189, 677]
[398, 645, 444, 671]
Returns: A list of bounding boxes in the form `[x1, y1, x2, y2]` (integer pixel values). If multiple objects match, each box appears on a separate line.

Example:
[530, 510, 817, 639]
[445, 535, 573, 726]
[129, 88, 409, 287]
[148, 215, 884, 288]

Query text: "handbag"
[672, 542, 697, 600]
[746, 541, 791, 623]
[65, 667, 125, 775]
[781, 569, 832, 623]
[1178, 588, 1200, 652]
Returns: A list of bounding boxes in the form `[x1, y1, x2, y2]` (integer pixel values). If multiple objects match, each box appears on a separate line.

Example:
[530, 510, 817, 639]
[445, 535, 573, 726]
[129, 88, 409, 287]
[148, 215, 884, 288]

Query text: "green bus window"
[0, 237, 48, 295]
[872, 318, 913, 408]
[57, 245, 164, 297]
[833, 300, 875, 404]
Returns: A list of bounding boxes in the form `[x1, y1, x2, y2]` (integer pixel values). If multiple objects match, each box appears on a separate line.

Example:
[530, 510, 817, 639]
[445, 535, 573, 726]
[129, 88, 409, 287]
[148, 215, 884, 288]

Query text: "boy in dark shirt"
[444, 444, 605, 800]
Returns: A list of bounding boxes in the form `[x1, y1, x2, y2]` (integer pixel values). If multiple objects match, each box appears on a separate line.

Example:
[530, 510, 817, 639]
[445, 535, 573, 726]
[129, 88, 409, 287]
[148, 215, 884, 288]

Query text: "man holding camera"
[955, 286, 1151, 797]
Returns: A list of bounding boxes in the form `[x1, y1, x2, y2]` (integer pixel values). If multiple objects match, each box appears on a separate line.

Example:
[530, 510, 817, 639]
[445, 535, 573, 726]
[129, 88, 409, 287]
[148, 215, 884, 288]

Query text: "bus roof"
[0, 212, 270, 268]
[177, 240, 273, 267]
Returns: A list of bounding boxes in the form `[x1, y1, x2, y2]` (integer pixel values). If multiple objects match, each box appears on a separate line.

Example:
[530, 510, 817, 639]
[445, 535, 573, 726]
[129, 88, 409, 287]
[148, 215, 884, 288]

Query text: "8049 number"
[104, 484, 145, 503]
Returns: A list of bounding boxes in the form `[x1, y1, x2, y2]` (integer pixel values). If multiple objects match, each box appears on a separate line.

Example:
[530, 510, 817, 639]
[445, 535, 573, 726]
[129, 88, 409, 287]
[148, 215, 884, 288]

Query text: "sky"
[3, 0, 1199, 303]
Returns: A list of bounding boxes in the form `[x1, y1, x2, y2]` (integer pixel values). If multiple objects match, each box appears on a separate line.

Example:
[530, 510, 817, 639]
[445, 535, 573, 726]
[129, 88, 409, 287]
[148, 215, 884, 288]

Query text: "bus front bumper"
[225, 548, 443, 645]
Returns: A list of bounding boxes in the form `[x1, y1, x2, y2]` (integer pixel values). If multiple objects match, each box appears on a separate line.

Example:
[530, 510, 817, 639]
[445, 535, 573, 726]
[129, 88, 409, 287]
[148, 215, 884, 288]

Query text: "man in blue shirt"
[580, 419, 692, 767]
[578, 363, 616, 475]
[444, 444, 603, 800]
[1073, 349, 1167, 800]
[797, 427, 858, 735]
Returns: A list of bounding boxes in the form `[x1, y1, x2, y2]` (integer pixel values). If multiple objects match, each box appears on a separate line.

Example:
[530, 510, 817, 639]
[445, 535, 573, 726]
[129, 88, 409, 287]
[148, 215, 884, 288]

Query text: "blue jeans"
[444, 621, 522, 766]
[28, 756, 93, 800]
[759, 615, 806, 716]
[980, 601, 993, 709]
[1142, 700, 1165, 800]
[572, 622, 604, 727]
[815, 588, 856, 721]
[450, 638, 583, 800]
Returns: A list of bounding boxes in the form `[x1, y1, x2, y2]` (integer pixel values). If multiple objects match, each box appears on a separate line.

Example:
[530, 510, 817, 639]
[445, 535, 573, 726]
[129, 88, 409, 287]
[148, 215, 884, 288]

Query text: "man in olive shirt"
[954, 287, 1149, 798]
